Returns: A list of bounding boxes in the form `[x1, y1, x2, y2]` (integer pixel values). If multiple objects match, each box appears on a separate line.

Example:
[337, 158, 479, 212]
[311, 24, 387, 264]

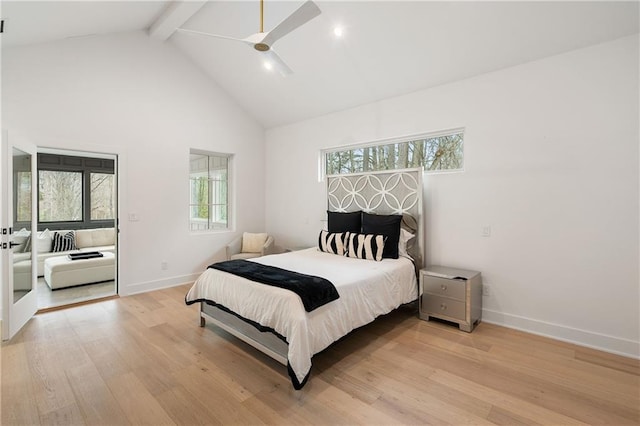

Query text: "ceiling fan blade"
[263, 50, 293, 76]
[176, 28, 251, 45]
[261, 0, 321, 48]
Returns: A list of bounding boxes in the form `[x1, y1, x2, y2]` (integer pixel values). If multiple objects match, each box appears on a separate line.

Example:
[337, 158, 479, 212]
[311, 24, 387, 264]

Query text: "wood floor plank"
[64, 361, 130, 425]
[1, 342, 41, 426]
[2, 283, 638, 425]
[156, 385, 226, 426]
[106, 372, 176, 425]
[38, 402, 85, 426]
[25, 338, 81, 417]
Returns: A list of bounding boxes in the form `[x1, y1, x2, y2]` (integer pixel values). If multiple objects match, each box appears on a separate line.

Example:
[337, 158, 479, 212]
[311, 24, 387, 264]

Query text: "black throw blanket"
[208, 260, 339, 312]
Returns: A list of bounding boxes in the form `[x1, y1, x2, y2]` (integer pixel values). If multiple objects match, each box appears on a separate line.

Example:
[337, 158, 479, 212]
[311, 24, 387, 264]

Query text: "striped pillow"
[52, 231, 77, 252]
[346, 233, 386, 261]
[318, 230, 347, 256]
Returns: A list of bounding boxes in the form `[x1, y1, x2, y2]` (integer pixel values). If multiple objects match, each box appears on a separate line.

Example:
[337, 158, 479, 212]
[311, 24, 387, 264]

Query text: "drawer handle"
[440, 303, 447, 310]
[440, 284, 447, 292]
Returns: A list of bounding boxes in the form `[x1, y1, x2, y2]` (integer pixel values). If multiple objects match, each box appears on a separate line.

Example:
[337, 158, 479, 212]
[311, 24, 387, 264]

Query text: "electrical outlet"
[161, 261, 168, 270]
[483, 284, 491, 297]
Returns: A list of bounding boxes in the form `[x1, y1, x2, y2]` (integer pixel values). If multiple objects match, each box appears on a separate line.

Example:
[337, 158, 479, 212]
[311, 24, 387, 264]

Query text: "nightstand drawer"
[422, 295, 466, 321]
[423, 276, 466, 300]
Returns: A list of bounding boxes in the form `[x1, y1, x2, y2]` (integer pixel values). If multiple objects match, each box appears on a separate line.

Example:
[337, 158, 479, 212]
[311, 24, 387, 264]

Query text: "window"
[15, 171, 32, 222]
[189, 151, 231, 231]
[324, 129, 464, 176]
[91, 173, 115, 220]
[21, 153, 117, 230]
[38, 170, 83, 222]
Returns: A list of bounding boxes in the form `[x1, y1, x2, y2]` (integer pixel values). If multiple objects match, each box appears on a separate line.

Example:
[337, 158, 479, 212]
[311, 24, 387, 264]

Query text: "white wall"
[2, 31, 265, 295]
[265, 35, 639, 357]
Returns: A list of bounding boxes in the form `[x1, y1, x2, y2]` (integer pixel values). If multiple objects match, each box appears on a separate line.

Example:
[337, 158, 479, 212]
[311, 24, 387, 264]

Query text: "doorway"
[32, 149, 118, 310]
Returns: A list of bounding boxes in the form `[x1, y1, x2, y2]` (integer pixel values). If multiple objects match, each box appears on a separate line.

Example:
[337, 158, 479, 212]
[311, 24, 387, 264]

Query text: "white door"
[1, 130, 38, 340]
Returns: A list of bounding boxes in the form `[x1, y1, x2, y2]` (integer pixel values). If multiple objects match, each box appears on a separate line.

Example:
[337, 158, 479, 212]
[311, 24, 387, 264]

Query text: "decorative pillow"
[398, 228, 415, 259]
[52, 231, 77, 252]
[327, 210, 362, 233]
[345, 233, 386, 261]
[242, 232, 268, 253]
[318, 230, 347, 256]
[362, 213, 402, 259]
[36, 229, 53, 253]
[12, 228, 30, 253]
[23, 236, 32, 253]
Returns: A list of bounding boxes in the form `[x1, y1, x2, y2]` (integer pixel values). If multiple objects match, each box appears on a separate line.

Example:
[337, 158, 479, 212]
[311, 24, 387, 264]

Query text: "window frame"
[13, 153, 116, 231]
[189, 149, 233, 233]
[319, 127, 465, 181]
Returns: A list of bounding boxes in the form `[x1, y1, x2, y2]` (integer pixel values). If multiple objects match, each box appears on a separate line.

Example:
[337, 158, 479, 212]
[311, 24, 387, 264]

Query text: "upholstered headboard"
[326, 168, 424, 270]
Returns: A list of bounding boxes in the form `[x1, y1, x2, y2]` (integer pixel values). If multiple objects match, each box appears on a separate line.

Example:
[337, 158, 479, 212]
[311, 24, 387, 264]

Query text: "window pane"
[189, 152, 230, 231]
[91, 173, 115, 220]
[39, 170, 83, 222]
[16, 171, 31, 222]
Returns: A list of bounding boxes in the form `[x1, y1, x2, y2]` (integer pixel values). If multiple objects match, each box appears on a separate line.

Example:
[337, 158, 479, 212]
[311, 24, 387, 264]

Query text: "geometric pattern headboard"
[327, 168, 422, 216]
[327, 168, 423, 269]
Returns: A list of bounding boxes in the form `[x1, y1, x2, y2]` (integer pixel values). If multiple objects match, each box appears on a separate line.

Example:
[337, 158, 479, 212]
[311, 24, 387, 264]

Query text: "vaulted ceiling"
[2, 1, 638, 129]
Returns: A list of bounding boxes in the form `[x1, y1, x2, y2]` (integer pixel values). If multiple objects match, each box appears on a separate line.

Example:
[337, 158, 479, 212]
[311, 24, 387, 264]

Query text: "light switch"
[482, 226, 491, 237]
[129, 213, 139, 222]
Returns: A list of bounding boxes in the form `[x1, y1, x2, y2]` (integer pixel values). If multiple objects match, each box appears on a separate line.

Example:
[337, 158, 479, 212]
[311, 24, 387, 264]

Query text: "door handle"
[9, 241, 21, 249]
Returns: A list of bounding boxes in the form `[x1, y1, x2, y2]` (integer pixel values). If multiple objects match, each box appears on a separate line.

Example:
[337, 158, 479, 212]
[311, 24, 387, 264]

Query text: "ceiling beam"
[148, 0, 207, 41]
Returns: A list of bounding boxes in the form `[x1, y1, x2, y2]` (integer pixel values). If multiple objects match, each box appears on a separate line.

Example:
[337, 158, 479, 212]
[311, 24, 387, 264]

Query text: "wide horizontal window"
[324, 130, 464, 176]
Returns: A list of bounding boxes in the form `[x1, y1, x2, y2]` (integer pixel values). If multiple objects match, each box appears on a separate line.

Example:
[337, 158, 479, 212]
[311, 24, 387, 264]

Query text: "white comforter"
[185, 248, 418, 386]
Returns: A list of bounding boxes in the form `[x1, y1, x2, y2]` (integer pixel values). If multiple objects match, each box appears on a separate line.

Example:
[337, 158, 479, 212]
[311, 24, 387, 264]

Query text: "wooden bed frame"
[198, 168, 424, 369]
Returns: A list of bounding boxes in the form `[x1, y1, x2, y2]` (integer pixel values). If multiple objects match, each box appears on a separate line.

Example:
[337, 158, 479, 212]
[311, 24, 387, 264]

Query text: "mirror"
[12, 147, 33, 303]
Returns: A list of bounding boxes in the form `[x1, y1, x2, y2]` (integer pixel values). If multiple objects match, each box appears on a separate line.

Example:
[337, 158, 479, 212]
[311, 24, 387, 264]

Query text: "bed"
[185, 169, 423, 389]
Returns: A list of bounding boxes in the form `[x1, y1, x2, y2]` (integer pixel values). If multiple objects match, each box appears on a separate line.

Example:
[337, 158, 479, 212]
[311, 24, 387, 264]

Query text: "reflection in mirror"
[12, 147, 32, 303]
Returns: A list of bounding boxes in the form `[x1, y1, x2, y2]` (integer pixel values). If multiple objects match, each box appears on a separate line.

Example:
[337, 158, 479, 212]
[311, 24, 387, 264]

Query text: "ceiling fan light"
[263, 61, 274, 71]
[333, 26, 344, 37]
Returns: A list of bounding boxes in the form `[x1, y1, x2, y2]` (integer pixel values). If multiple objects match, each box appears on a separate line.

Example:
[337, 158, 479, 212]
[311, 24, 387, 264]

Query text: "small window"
[90, 173, 115, 220]
[324, 130, 464, 176]
[16, 171, 32, 222]
[189, 151, 231, 231]
[38, 170, 83, 222]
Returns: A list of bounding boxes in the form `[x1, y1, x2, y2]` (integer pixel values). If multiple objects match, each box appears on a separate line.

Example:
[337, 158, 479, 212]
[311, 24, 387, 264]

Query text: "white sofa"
[13, 228, 116, 277]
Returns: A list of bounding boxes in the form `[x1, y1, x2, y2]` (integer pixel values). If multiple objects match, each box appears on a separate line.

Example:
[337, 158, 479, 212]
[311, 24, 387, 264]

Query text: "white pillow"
[12, 228, 30, 252]
[242, 232, 268, 253]
[36, 229, 53, 253]
[398, 228, 415, 259]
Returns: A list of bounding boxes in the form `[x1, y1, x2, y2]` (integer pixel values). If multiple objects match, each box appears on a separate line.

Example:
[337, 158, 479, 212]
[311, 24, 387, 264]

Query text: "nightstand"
[419, 266, 482, 332]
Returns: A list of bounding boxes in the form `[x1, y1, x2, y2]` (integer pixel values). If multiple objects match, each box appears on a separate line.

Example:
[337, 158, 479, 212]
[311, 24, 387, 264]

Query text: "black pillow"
[362, 213, 402, 259]
[327, 210, 362, 233]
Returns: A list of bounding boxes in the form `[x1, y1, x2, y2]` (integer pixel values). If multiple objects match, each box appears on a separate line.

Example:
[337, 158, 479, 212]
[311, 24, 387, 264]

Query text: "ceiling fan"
[177, 0, 321, 76]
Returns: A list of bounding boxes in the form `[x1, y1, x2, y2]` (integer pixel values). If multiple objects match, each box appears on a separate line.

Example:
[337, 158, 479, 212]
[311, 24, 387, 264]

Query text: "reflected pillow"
[327, 211, 361, 233]
[12, 228, 30, 253]
[362, 213, 402, 259]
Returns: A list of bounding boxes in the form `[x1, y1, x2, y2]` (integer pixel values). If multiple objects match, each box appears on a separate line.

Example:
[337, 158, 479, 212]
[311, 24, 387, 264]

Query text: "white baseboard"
[120, 273, 200, 297]
[482, 308, 640, 359]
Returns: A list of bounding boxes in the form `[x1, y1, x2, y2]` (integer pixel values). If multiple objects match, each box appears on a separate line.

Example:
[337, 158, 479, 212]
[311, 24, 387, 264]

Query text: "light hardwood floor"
[2, 284, 638, 425]
[36, 278, 116, 310]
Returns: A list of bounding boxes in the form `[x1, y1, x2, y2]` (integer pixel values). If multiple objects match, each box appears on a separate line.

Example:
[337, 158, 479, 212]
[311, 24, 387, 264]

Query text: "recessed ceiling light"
[333, 27, 344, 38]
